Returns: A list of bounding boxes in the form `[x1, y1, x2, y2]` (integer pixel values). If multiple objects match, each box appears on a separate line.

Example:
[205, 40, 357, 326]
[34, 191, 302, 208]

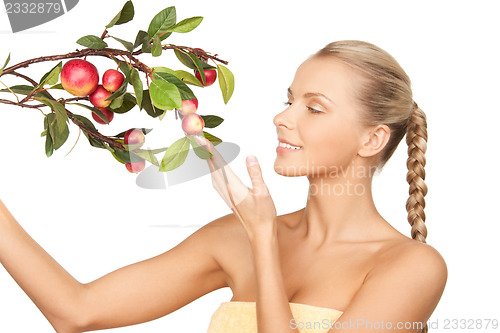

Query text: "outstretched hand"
[194, 135, 277, 240]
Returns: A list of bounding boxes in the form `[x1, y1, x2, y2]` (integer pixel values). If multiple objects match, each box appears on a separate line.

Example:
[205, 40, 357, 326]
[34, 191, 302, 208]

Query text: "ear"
[357, 124, 391, 158]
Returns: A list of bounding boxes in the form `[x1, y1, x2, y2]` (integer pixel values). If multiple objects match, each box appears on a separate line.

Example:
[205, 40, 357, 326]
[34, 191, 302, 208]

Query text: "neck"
[293, 163, 386, 246]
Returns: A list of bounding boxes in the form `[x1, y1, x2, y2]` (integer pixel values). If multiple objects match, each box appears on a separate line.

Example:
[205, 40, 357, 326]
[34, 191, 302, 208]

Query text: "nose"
[273, 105, 294, 130]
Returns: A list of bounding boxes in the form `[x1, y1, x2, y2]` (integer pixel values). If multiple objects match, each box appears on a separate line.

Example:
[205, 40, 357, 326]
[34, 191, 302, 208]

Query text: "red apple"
[92, 107, 114, 124]
[125, 160, 145, 173]
[60, 59, 99, 97]
[182, 113, 204, 135]
[102, 69, 125, 92]
[195, 69, 217, 87]
[124, 128, 145, 150]
[89, 85, 112, 108]
[177, 98, 198, 115]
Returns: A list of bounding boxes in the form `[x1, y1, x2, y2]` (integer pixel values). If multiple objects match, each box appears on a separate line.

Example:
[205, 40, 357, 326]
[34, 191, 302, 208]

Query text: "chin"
[273, 159, 305, 177]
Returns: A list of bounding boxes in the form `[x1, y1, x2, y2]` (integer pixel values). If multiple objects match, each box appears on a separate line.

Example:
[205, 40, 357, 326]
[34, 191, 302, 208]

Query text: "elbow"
[49, 290, 92, 333]
[50, 312, 89, 333]
[50, 320, 84, 333]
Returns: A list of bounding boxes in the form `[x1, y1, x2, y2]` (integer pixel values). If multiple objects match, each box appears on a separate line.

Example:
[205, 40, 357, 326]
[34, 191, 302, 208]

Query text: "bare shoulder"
[336, 239, 448, 327]
[370, 238, 448, 294]
[199, 212, 245, 239]
[190, 213, 247, 254]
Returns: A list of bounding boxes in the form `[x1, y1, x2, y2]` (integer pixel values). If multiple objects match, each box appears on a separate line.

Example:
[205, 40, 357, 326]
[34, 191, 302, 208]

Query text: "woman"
[0, 40, 447, 333]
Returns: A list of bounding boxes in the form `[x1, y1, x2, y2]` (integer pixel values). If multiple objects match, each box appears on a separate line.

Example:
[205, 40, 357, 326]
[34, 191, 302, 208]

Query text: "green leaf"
[71, 114, 98, 132]
[200, 115, 224, 128]
[130, 68, 143, 108]
[111, 147, 133, 163]
[73, 103, 110, 124]
[108, 147, 125, 164]
[0, 85, 49, 98]
[141, 90, 164, 118]
[152, 66, 175, 74]
[45, 113, 69, 150]
[147, 6, 176, 41]
[109, 96, 124, 109]
[153, 72, 195, 101]
[174, 50, 207, 84]
[105, 80, 128, 101]
[35, 97, 68, 132]
[146, 146, 169, 154]
[106, 0, 134, 28]
[109, 93, 136, 113]
[160, 137, 190, 172]
[132, 149, 159, 166]
[0, 53, 11, 76]
[71, 114, 107, 149]
[154, 67, 203, 87]
[134, 30, 149, 48]
[45, 129, 54, 157]
[174, 49, 197, 71]
[174, 70, 203, 87]
[159, 110, 168, 121]
[217, 64, 235, 104]
[151, 36, 162, 57]
[141, 41, 152, 53]
[149, 79, 182, 110]
[119, 62, 132, 82]
[186, 135, 213, 160]
[201, 130, 222, 146]
[110, 36, 134, 52]
[76, 35, 108, 49]
[49, 83, 64, 90]
[38, 61, 62, 88]
[169, 16, 203, 33]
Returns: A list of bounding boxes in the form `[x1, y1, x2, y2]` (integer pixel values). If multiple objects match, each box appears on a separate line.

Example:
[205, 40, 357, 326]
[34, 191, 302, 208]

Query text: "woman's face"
[273, 56, 368, 178]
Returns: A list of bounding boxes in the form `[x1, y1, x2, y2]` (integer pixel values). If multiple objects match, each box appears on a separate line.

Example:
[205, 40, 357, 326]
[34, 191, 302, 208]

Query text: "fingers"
[246, 155, 268, 196]
[194, 135, 250, 208]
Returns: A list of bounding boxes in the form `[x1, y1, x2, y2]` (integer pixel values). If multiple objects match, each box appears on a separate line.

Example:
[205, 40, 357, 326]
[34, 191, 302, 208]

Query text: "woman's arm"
[251, 224, 297, 333]
[0, 199, 229, 333]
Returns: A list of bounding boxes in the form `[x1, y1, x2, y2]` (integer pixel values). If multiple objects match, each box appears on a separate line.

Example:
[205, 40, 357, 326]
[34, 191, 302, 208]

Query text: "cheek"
[302, 120, 360, 170]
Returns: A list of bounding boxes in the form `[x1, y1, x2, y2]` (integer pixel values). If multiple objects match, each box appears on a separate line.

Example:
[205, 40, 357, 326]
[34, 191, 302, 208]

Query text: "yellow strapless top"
[207, 301, 343, 333]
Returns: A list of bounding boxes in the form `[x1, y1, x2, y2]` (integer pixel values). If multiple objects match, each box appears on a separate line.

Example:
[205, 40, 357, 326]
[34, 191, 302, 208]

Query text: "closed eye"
[307, 107, 322, 114]
[283, 102, 322, 114]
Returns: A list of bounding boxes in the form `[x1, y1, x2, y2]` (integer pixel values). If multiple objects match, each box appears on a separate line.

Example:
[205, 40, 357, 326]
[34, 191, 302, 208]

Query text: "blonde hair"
[315, 41, 428, 332]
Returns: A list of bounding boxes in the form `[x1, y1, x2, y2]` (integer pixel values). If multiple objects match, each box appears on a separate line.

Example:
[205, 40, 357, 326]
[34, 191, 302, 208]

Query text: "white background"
[1, 0, 499, 332]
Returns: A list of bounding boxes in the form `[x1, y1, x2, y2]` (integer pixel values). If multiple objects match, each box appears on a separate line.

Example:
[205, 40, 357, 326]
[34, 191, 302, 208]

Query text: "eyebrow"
[287, 88, 334, 104]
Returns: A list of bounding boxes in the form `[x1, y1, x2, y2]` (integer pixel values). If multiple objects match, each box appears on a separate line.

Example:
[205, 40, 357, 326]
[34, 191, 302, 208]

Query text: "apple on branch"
[92, 107, 114, 125]
[182, 113, 204, 135]
[177, 98, 198, 116]
[125, 160, 145, 173]
[102, 69, 125, 92]
[89, 85, 112, 108]
[61, 59, 99, 97]
[124, 128, 145, 150]
[195, 69, 217, 87]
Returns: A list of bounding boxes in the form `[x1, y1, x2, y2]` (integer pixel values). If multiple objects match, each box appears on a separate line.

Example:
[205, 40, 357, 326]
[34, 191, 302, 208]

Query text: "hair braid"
[405, 102, 428, 244]
[406, 102, 429, 333]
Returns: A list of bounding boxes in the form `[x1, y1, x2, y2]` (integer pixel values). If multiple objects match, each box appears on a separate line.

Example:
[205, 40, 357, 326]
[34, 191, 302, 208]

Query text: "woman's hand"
[194, 135, 277, 241]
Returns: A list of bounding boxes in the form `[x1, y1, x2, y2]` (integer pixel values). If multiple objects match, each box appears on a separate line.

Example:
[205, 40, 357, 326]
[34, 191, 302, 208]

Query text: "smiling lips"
[276, 140, 303, 154]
